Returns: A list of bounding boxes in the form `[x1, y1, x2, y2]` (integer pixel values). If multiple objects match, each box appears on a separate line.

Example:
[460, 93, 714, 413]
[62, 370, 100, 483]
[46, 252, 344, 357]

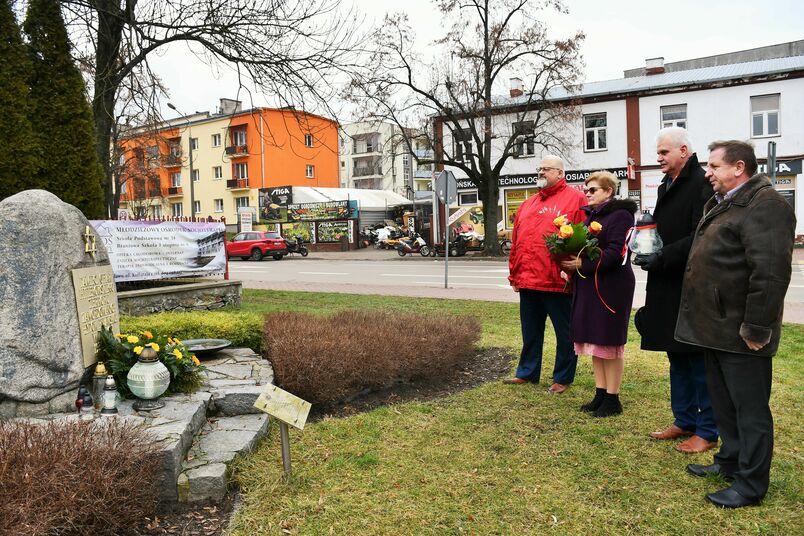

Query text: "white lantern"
[628, 211, 664, 256]
[127, 346, 170, 411]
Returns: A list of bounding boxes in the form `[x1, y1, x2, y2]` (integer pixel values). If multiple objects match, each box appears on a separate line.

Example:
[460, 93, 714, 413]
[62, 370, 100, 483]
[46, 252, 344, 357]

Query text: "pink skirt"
[574, 342, 624, 360]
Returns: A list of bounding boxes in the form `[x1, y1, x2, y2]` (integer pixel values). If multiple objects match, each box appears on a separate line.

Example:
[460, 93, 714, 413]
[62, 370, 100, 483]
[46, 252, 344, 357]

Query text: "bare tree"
[348, 0, 584, 254]
[56, 0, 365, 216]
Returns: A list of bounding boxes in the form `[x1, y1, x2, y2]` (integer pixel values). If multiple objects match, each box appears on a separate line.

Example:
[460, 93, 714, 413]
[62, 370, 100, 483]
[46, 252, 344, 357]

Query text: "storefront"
[453, 167, 629, 233]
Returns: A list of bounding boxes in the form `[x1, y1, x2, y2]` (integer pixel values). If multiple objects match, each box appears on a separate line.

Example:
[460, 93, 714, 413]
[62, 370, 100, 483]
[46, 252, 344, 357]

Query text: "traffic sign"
[435, 170, 457, 204]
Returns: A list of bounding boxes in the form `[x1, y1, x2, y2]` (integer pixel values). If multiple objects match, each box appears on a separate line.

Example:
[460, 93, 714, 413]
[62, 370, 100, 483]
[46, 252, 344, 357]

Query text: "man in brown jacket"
[675, 140, 796, 508]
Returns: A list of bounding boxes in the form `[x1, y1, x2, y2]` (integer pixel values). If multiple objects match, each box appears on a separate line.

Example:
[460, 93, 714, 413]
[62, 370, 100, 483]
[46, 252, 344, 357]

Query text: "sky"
[148, 0, 804, 121]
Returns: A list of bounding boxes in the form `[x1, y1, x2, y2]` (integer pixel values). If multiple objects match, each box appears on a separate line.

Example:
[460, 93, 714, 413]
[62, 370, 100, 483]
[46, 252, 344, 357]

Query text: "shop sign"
[316, 220, 350, 242]
[772, 176, 796, 188]
[455, 168, 628, 190]
[758, 159, 802, 175]
[259, 186, 293, 223]
[287, 200, 358, 221]
[564, 167, 628, 182]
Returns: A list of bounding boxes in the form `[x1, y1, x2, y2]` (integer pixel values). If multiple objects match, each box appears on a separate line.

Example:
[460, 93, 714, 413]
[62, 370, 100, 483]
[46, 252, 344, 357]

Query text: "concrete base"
[118, 279, 242, 316]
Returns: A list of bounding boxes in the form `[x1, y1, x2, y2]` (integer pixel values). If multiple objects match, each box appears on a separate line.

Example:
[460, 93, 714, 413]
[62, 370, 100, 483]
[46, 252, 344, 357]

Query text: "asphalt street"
[227, 249, 804, 324]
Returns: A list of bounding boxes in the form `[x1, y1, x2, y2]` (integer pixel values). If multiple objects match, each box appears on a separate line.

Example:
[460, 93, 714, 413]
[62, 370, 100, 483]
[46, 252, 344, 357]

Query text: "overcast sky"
[149, 0, 803, 120]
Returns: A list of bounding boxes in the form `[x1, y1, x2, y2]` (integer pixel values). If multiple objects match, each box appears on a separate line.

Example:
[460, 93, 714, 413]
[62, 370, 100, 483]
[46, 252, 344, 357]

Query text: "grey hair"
[656, 126, 693, 152]
[541, 154, 565, 170]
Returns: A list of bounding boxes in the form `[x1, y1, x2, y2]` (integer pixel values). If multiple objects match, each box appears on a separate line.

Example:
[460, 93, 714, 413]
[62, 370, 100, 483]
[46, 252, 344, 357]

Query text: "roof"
[292, 187, 413, 208]
[495, 55, 804, 106]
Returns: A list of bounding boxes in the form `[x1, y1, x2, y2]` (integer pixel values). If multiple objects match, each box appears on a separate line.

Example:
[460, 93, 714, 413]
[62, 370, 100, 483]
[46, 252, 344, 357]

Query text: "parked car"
[226, 231, 288, 261]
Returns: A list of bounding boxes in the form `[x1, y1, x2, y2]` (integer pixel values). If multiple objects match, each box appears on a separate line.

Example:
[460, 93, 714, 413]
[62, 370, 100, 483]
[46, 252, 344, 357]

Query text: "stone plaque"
[71, 265, 120, 367]
[254, 384, 311, 430]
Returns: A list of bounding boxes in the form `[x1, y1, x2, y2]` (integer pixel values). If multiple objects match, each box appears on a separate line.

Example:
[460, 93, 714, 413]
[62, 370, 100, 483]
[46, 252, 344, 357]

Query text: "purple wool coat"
[569, 199, 638, 346]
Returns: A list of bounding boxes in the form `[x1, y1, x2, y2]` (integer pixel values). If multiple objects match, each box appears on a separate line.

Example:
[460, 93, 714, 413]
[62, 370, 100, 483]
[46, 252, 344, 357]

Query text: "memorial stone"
[0, 190, 119, 418]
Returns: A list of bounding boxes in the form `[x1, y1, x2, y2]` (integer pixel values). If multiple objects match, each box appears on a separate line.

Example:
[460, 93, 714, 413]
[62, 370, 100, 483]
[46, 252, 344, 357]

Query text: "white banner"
[90, 220, 227, 282]
[448, 206, 470, 225]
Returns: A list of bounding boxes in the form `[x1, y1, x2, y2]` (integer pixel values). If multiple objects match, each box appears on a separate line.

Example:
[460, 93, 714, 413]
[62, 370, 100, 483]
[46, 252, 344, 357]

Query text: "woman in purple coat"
[560, 172, 637, 417]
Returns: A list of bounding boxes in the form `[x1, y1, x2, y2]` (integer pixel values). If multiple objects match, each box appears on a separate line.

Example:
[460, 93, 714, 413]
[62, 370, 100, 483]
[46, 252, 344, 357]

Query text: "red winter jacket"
[508, 179, 587, 292]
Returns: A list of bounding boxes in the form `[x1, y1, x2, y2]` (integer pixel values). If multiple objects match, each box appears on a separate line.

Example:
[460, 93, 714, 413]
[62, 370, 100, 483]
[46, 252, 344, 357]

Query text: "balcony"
[227, 178, 250, 190]
[353, 179, 378, 189]
[352, 142, 383, 155]
[225, 145, 249, 157]
[353, 166, 382, 178]
[414, 169, 433, 179]
[167, 186, 183, 198]
[164, 154, 182, 167]
[414, 149, 434, 159]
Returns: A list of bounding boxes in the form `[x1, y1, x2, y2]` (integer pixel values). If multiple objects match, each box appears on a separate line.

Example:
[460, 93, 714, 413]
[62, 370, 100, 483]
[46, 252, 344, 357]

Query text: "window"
[171, 203, 183, 217]
[340, 160, 345, 168]
[235, 197, 250, 209]
[211, 133, 221, 147]
[213, 166, 223, 179]
[459, 191, 478, 205]
[151, 205, 163, 219]
[304, 133, 313, 147]
[193, 200, 201, 214]
[232, 130, 247, 146]
[661, 104, 687, 128]
[512, 121, 535, 157]
[234, 162, 248, 179]
[403, 155, 410, 181]
[190, 137, 199, 150]
[191, 169, 199, 182]
[170, 172, 181, 187]
[214, 199, 224, 212]
[146, 145, 159, 167]
[584, 113, 607, 151]
[751, 94, 780, 137]
[454, 128, 472, 162]
[306, 165, 315, 178]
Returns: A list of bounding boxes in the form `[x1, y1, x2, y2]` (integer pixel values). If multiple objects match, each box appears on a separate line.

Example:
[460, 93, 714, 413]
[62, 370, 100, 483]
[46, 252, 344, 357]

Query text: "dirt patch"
[131, 347, 515, 535]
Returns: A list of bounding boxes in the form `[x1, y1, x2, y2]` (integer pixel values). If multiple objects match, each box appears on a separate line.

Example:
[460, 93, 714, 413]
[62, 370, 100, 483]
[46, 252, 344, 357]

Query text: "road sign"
[435, 170, 457, 204]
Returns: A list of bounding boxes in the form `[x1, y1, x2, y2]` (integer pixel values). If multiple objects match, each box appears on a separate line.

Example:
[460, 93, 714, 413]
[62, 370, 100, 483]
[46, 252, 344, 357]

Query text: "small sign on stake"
[254, 384, 312, 480]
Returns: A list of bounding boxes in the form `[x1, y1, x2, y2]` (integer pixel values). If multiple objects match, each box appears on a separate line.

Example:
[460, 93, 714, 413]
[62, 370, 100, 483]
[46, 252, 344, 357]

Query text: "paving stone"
[212, 385, 265, 415]
[207, 379, 257, 388]
[183, 463, 229, 503]
[198, 429, 260, 457]
[206, 363, 253, 380]
[216, 348, 259, 359]
[214, 414, 269, 433]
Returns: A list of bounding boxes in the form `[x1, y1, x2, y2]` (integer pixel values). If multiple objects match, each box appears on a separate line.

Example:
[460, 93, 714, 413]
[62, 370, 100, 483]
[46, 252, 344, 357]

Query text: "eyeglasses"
[583, 186, 602, 194]
[538, 166, 561, 173]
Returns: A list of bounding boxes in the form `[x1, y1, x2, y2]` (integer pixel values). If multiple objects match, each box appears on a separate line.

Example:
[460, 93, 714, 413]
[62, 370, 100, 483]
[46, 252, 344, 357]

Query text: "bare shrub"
[264, 310, 481, 404]
[0, 418, 160, 536]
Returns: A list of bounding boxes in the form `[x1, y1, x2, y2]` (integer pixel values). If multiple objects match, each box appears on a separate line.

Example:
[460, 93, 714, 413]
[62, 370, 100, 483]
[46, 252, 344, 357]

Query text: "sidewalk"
[303, 247, 507, 262]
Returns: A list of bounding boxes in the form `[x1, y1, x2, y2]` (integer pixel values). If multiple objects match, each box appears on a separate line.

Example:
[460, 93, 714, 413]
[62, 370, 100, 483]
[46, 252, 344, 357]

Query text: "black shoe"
[581, 388, 606, 413]
[593, 393, 622, 418]
[705, 487, 761, 509]
[686, 463, 734, 481]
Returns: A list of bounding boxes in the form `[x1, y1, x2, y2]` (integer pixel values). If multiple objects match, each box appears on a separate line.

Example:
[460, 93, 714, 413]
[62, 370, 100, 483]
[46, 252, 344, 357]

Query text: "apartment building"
[119, 99, 340, 223]
[436, 40, 804, 237]
[338, 120, 434, 196]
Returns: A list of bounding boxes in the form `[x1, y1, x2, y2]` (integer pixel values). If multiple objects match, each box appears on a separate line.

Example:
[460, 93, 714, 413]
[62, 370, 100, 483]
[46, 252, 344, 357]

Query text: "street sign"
[254, 384, 312, 481]
[435, 170, 457, 204]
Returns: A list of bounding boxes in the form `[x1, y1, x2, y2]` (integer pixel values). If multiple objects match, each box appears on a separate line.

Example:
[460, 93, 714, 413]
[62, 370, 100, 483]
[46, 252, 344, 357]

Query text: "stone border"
[117, 279, 242, 316]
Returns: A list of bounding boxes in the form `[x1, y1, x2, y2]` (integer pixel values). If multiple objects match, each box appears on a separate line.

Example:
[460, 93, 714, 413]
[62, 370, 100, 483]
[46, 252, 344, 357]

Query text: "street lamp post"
[167, 103, 195, 219]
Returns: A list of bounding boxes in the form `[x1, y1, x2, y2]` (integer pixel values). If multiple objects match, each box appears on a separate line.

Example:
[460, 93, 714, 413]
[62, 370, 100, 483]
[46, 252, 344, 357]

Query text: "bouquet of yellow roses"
[96, 326, 205, 398]
[544, 214, 602, 261]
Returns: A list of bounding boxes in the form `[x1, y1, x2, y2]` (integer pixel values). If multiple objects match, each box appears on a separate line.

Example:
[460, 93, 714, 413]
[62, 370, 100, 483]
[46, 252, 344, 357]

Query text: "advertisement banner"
[259, 186, 293, 223]
[316, 220, 350, 243]
[281, 221, 316, 243]
[90, 220, 226, 282]
[287, 200, 358, 221]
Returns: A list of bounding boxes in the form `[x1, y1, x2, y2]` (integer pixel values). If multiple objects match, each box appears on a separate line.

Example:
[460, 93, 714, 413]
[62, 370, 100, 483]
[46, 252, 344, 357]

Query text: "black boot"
[593, 393, 623, 418]
[580, 387, 606, 413]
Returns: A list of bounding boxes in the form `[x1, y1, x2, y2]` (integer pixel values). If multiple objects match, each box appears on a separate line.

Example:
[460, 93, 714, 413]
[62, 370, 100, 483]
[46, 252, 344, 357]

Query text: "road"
[227, 252, 804, 323]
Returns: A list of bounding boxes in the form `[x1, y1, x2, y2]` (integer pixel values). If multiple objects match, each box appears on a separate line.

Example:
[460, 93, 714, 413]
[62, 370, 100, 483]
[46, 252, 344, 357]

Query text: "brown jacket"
[675, 174, 795, 356]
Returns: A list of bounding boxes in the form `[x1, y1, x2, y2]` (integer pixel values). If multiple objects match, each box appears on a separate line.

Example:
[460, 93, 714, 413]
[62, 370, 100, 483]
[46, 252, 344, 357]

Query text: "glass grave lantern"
[100, 375, 119, 416]
[627, 211, 663, 256]
[127, 346, 170, 411]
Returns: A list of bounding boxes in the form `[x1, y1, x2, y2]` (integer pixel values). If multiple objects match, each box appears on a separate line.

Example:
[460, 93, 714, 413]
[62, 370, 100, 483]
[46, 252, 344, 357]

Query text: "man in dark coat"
[634, 127, 717, 453]
[676, 140, 795, 508]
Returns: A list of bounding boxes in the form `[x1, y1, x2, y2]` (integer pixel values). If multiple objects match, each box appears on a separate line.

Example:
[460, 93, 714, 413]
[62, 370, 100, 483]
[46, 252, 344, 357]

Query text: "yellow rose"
[191, 356, 200, 367]
[133, 346, 144, 355]
[142, 331, 153, 339]
[558, 225, 574, 239]
[148, 343, 160, 352]
[589, 221, 603, 235]
[552, 215, 568, 227]
[173, 348, 183, 360]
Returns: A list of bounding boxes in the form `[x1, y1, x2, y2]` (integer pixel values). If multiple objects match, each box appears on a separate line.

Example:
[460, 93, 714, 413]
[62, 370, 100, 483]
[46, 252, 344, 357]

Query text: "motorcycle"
[396, 233, 431, 257]
[284, 236, 309, 257]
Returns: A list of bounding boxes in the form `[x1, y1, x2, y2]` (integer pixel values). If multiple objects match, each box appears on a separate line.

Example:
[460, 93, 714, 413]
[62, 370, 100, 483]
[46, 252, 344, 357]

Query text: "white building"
[438, 40, 804, 239]
[338, 120, 435, 195]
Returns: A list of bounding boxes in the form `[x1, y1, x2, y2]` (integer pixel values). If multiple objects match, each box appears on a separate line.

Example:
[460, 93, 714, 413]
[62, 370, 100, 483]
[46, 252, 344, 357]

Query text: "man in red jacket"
[504, 155, 587, 393]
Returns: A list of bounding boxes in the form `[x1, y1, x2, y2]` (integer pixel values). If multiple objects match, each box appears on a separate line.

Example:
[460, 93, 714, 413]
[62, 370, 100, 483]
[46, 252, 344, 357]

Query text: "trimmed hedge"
[265, 310, 481, 404]
[121, 310, 264, 352]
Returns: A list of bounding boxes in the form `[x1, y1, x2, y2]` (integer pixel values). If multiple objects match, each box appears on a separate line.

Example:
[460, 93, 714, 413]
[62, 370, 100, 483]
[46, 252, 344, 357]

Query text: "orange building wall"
[227, 109, 339, 190]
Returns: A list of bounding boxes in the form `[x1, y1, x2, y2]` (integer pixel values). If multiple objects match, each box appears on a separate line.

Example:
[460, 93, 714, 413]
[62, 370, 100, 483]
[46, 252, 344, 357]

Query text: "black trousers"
[704, 349, 773, 500]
